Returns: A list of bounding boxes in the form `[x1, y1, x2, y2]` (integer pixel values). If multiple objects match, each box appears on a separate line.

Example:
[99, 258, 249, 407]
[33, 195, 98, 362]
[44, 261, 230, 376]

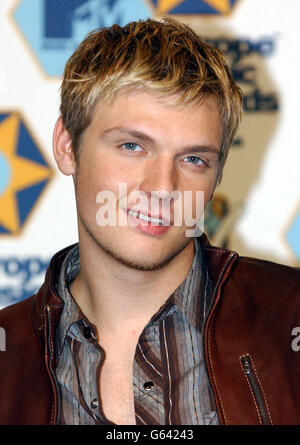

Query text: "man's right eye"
[121, 142, 143, 152]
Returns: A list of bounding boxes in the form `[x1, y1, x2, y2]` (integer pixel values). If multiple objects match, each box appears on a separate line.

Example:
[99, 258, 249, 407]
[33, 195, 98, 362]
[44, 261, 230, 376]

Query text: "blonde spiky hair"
[60, 17, 243, 184]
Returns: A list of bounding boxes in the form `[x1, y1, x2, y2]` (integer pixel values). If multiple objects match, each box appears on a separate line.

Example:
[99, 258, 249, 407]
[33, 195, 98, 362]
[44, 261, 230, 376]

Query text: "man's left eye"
[183, 156, 205, 166]
[122, 142, 143, 152]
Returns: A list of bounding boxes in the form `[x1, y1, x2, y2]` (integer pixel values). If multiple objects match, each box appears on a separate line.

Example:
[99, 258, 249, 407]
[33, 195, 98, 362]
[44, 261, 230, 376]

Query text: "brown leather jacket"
[0, 235, 299, 425]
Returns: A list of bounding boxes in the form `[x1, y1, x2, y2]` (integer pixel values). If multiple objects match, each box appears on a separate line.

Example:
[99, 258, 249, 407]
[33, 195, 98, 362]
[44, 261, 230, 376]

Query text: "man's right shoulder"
[0, 294, 36, 330]
[0, 242, 76, 329]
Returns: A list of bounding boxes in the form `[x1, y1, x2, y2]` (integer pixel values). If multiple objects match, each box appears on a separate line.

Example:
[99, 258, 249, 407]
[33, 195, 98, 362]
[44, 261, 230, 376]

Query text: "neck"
[69, 230, 195, 340]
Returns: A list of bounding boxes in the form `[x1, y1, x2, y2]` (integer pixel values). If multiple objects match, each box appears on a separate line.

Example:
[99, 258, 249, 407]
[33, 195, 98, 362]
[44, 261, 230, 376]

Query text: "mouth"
[127, 209, 171, 226]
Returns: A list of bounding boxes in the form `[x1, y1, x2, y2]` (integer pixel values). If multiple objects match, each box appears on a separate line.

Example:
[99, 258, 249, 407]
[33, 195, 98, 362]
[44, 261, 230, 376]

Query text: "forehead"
[78, 89, 223, 168]
[92, 89, 222, 130]
[86, 90, 223, 154]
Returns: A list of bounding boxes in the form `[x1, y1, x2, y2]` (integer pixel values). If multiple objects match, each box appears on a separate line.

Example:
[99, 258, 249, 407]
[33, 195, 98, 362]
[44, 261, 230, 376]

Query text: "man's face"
[73, 90, 223, 270]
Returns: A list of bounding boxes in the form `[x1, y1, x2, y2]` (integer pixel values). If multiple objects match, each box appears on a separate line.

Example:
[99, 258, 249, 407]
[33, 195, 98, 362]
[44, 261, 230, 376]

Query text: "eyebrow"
[102, 126, 221, 157]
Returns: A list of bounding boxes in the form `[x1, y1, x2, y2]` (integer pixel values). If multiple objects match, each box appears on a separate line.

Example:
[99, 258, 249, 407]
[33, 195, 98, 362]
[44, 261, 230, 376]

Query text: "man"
[0, 17, 299, 426]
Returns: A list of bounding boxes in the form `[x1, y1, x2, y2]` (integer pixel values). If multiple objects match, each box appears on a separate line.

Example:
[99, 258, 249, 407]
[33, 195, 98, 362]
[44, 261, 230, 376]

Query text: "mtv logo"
[13, 0, 152, 76]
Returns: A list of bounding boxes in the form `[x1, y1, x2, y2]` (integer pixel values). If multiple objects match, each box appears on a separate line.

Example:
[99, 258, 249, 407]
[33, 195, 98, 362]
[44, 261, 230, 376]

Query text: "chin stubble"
[78, 212, 191, 272]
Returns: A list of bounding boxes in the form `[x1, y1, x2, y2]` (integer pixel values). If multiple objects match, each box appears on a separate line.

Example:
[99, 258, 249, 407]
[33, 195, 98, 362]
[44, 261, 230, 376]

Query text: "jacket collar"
[200, 233, 239, 291]
[32, 234, 239, 340]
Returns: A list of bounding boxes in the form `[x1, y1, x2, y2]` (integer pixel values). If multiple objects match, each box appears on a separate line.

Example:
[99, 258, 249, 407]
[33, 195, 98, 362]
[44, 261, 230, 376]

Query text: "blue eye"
[122, 142, 142, 152]
[183, 156, 205, 166]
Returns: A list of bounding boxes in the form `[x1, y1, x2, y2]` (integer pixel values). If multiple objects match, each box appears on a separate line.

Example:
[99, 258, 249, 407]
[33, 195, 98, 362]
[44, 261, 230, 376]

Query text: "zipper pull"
[241, 355, 251, 374]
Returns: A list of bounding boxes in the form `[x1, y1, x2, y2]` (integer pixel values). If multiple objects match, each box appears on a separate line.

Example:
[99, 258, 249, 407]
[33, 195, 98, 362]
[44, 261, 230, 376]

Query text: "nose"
[138, 155, 178, 199]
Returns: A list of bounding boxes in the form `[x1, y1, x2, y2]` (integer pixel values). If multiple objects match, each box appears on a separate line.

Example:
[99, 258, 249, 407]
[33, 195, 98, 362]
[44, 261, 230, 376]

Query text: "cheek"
[183, 170, 217, 197]
[74, 162, 102, 211]
[75, 160, 127, 216]
[182, 174, 217, 216]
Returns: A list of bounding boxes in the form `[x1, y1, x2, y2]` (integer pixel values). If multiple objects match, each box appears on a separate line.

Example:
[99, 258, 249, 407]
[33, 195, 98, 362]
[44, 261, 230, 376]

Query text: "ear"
[52, 116, 76, 176]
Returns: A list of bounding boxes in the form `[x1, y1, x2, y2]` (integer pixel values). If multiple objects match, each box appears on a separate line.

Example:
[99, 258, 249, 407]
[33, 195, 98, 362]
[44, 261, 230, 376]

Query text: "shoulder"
[0, 295, 37, 344]
[233, 254, 299, 273]
[231, 255, 300, 287]
[201, 233, 299, 290]
[220, 255, 300, 310]
[201, 233, 299, 299]
[0, 295, 34, 320]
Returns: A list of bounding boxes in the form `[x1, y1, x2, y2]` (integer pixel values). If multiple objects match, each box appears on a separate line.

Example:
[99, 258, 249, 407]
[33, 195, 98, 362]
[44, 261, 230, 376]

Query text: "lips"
[127, 208, 171, 226]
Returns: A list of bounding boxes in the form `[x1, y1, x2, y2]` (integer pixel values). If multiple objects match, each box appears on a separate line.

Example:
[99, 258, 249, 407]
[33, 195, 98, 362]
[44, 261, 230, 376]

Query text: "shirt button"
[83, 326, 92, 339]
[143, 381, 155, 391]
[91, 398, 99, 409]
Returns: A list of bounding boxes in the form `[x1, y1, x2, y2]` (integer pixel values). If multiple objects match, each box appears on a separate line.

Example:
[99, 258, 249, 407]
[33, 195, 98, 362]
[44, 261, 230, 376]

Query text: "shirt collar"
[173, 236, 206, 330]
[149, 237, 206, 329]
[56, 244, 82, 357]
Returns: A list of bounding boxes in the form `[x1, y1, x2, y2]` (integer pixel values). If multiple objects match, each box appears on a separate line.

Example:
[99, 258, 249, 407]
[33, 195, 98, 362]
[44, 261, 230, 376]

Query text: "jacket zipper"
[45, 305, 62, 425]
[240, 354, 271, 425]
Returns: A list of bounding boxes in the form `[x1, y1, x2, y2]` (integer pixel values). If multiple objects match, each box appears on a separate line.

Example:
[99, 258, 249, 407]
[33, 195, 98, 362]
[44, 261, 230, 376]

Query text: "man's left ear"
[52, 116, 76, 176]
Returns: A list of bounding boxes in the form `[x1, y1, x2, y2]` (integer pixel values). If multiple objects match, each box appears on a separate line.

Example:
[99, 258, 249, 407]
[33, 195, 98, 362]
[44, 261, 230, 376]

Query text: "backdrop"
[0, 0, 299, 309]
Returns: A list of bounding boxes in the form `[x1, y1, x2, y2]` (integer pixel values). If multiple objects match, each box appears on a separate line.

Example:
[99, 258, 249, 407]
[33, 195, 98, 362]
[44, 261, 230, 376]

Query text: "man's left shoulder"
[235, 254, 299, 273]
[229, 254, 300, 293]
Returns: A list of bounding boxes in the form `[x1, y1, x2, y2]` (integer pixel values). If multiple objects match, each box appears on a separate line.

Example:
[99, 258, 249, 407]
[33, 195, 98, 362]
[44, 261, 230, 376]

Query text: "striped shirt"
[55, 238, 219, 425]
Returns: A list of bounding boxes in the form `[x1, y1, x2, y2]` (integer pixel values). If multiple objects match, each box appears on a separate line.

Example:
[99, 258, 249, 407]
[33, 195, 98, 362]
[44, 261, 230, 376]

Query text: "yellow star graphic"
[156, 0, 183, 14]
[0, 113, 52, 234]
[205, 0, 231, 14]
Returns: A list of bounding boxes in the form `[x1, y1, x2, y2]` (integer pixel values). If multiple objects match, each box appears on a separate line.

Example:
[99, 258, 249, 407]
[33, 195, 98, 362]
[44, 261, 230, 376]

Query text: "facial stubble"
[77, 210, 193, 272]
